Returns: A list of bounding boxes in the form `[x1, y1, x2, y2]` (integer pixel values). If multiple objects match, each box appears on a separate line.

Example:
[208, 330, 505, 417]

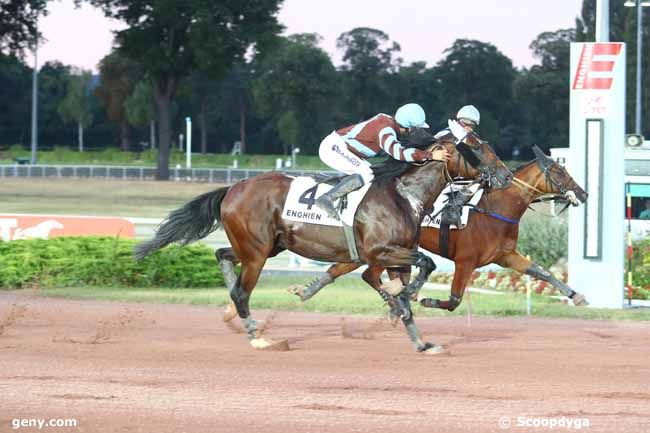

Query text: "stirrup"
[315, 196, 340, 219]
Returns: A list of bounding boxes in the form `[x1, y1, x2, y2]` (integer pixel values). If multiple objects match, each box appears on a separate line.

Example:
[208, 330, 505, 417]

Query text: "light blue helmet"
[395, 103, 429, 129]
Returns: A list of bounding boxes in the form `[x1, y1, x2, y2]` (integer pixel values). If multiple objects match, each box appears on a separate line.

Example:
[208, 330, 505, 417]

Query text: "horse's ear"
[532, 145, 547, 159]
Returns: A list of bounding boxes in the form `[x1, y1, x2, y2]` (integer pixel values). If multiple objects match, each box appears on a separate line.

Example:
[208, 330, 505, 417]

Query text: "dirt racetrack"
[1, 291, 649, 433]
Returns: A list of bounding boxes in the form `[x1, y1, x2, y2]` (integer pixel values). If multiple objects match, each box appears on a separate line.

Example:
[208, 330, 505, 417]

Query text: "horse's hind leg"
[216, 247, 239, 290]
[216, 247, 240, 322]
[289, 262, 361, 302]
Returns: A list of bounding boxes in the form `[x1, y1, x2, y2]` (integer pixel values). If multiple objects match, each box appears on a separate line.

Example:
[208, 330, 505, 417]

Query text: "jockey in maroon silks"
[315, 103, 451, 219]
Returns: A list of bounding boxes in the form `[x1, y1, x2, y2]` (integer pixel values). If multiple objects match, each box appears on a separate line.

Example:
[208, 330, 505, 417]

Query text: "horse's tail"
[134, 186, 230, 260]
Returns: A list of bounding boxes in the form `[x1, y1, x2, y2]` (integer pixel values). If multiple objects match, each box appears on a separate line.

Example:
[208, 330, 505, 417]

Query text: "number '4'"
[299, 185, 319, 209]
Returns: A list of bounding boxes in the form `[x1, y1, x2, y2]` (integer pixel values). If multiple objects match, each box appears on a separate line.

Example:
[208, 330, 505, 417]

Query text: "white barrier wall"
[568, 42, 626, 308]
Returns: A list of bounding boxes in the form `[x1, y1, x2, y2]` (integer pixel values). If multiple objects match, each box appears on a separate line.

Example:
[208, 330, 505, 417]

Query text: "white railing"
[0, 164, 334, 183]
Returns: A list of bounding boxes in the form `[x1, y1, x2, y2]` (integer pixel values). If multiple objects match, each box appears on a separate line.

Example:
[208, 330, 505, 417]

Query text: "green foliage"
[57, 69, 94, 151]
[0, 145, 332, 169]
[0, 237, 225, 289]
[336, 27, 401, 120]
[125, 80, 155, 127]
[517, 213, 568, 268]
[434, 39, 516, 153]
[514, 29, 575, 157]
[0, 0, 48, 56]
[252, 33, 337, 153]
[0, 53, 31, 145]
[632, 237, 650, 291]
[89, 0, 284, 179]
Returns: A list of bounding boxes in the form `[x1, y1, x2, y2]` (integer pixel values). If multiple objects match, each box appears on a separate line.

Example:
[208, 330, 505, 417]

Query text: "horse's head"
[437, 132, 512, 190]
[529, 145, 588, 206]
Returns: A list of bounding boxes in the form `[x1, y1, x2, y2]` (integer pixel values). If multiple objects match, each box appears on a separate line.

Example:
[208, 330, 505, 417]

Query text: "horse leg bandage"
[300, 274, 335, 301]
[525, 263, 576, 298]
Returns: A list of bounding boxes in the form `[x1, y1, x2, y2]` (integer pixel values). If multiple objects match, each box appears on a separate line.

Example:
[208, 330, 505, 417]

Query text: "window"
[628, 183, 650, 220]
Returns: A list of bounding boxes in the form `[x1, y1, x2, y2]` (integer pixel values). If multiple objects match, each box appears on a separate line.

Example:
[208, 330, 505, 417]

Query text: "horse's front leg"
[403, 253, 436, 300]
[496, 251, 588, 306]
[420, 261, 475, 311]
[362, 266, 410, 321]
[400, 294, 445, 354]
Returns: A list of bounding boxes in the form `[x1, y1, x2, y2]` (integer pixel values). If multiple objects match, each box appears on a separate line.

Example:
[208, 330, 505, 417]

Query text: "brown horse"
[135, 132, 512, 353]
[292, 145, 589, 316]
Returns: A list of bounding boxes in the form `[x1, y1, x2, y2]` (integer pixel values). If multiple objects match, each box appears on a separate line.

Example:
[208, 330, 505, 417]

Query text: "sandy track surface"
[1, 291, 649, 433]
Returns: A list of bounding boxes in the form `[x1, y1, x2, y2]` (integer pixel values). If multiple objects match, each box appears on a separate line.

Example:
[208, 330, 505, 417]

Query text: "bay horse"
[291, 145, 589, 319]
[135, 131, 512, 353]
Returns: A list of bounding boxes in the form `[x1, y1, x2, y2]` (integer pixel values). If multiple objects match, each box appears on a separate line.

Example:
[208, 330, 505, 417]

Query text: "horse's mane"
[371, 128, 440, 185]
[513, 159, 537, 173]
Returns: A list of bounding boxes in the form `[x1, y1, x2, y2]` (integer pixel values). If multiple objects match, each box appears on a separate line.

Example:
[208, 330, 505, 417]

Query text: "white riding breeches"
[318, 131, 375, 183]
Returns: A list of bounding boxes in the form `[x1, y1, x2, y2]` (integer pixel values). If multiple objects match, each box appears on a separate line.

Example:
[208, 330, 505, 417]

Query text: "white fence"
[0, 164, 334, 183]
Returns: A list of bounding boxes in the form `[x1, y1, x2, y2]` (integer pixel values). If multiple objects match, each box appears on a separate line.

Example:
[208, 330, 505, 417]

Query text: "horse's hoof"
[418, 342, 445, 355]
[572, 293, 589, 307]
[222, 302, 238, 322]
[287, 285, 305, 300]
[250, 337, 290, 351]
[388, 311, 400, 327]
[381, 278, 404, 296]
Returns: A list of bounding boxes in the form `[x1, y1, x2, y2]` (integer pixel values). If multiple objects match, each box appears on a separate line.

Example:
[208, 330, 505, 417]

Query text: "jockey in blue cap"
[315, 103, 450, 219]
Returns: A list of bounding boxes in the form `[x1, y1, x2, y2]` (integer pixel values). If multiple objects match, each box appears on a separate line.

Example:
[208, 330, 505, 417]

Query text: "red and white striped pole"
[626, 183, 633, 306]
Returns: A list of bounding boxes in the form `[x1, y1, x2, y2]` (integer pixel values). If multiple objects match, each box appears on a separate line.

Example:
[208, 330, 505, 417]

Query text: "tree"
[336, 27, 401, 120]
[252, 33, 337, 154]
[433, 39, 516, 154]
[38, 61, 72, 147]
[384, 61, 445, 129]
[95, 51, 141, 151]
[89, 0, 283, 180]
[0, 54, 31, 145]
[125, 80, 156, 148]
[58, 69, 94, 151]
[515, 29, 576, 155]
[0, 0, 48, 56]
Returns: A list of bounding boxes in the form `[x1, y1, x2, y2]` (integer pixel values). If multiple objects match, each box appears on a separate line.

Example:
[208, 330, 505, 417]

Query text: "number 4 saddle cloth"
[281, 176, 372, 227]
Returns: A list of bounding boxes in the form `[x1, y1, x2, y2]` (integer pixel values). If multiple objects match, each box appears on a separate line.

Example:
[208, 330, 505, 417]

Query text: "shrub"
[0, 237, 226, 289]
[517, 212, 568, 268]
[631, 236, 650, 291]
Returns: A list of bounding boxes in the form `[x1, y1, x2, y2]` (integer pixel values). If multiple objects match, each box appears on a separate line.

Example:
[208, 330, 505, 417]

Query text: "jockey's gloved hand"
[448, 119, 468, 143]
[412, 149, 433, 162]
[431, 148, 451, 163]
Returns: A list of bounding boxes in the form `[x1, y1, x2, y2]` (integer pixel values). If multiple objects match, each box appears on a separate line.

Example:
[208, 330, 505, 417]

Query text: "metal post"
[595, 0, 610, 42]
[635, 1, 643, 135]
[30, 29, 39, 165]
[185, 117, 192, 169]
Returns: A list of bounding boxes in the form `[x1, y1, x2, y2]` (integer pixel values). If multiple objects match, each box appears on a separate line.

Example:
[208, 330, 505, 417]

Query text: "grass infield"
[37, 275, 650, 321]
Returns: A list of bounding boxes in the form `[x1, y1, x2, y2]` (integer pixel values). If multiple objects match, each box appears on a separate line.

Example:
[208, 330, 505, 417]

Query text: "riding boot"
[314, 174, 364, 219]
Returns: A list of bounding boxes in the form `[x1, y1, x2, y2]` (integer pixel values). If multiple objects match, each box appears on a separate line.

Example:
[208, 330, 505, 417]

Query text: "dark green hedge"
[0, 237, 226, 289]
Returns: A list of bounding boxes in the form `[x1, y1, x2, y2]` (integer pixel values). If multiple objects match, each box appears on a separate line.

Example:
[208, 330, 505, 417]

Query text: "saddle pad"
[421, 182, 484, 229]
[282, 176, 372, 227]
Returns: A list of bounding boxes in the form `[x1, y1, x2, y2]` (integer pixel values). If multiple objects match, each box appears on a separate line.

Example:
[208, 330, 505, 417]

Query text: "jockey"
[435, 104, 481, 143]
[315, 103, 451, 219]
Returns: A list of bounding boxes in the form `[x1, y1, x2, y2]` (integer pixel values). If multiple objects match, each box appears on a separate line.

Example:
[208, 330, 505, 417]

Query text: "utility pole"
[30, 25, 39, 165]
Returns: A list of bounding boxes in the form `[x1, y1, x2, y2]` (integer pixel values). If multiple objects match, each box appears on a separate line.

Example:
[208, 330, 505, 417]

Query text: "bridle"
[449, 133, 509, 190]
[512, 147, 579, 211]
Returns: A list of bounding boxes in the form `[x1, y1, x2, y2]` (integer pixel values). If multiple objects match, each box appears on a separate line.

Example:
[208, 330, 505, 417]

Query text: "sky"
[26, 0, 584, 72]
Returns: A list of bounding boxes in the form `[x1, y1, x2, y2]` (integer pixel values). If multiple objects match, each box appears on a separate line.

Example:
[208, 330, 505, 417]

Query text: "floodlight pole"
[30, 28, 39, 165]
[635, 1, 643, 134]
